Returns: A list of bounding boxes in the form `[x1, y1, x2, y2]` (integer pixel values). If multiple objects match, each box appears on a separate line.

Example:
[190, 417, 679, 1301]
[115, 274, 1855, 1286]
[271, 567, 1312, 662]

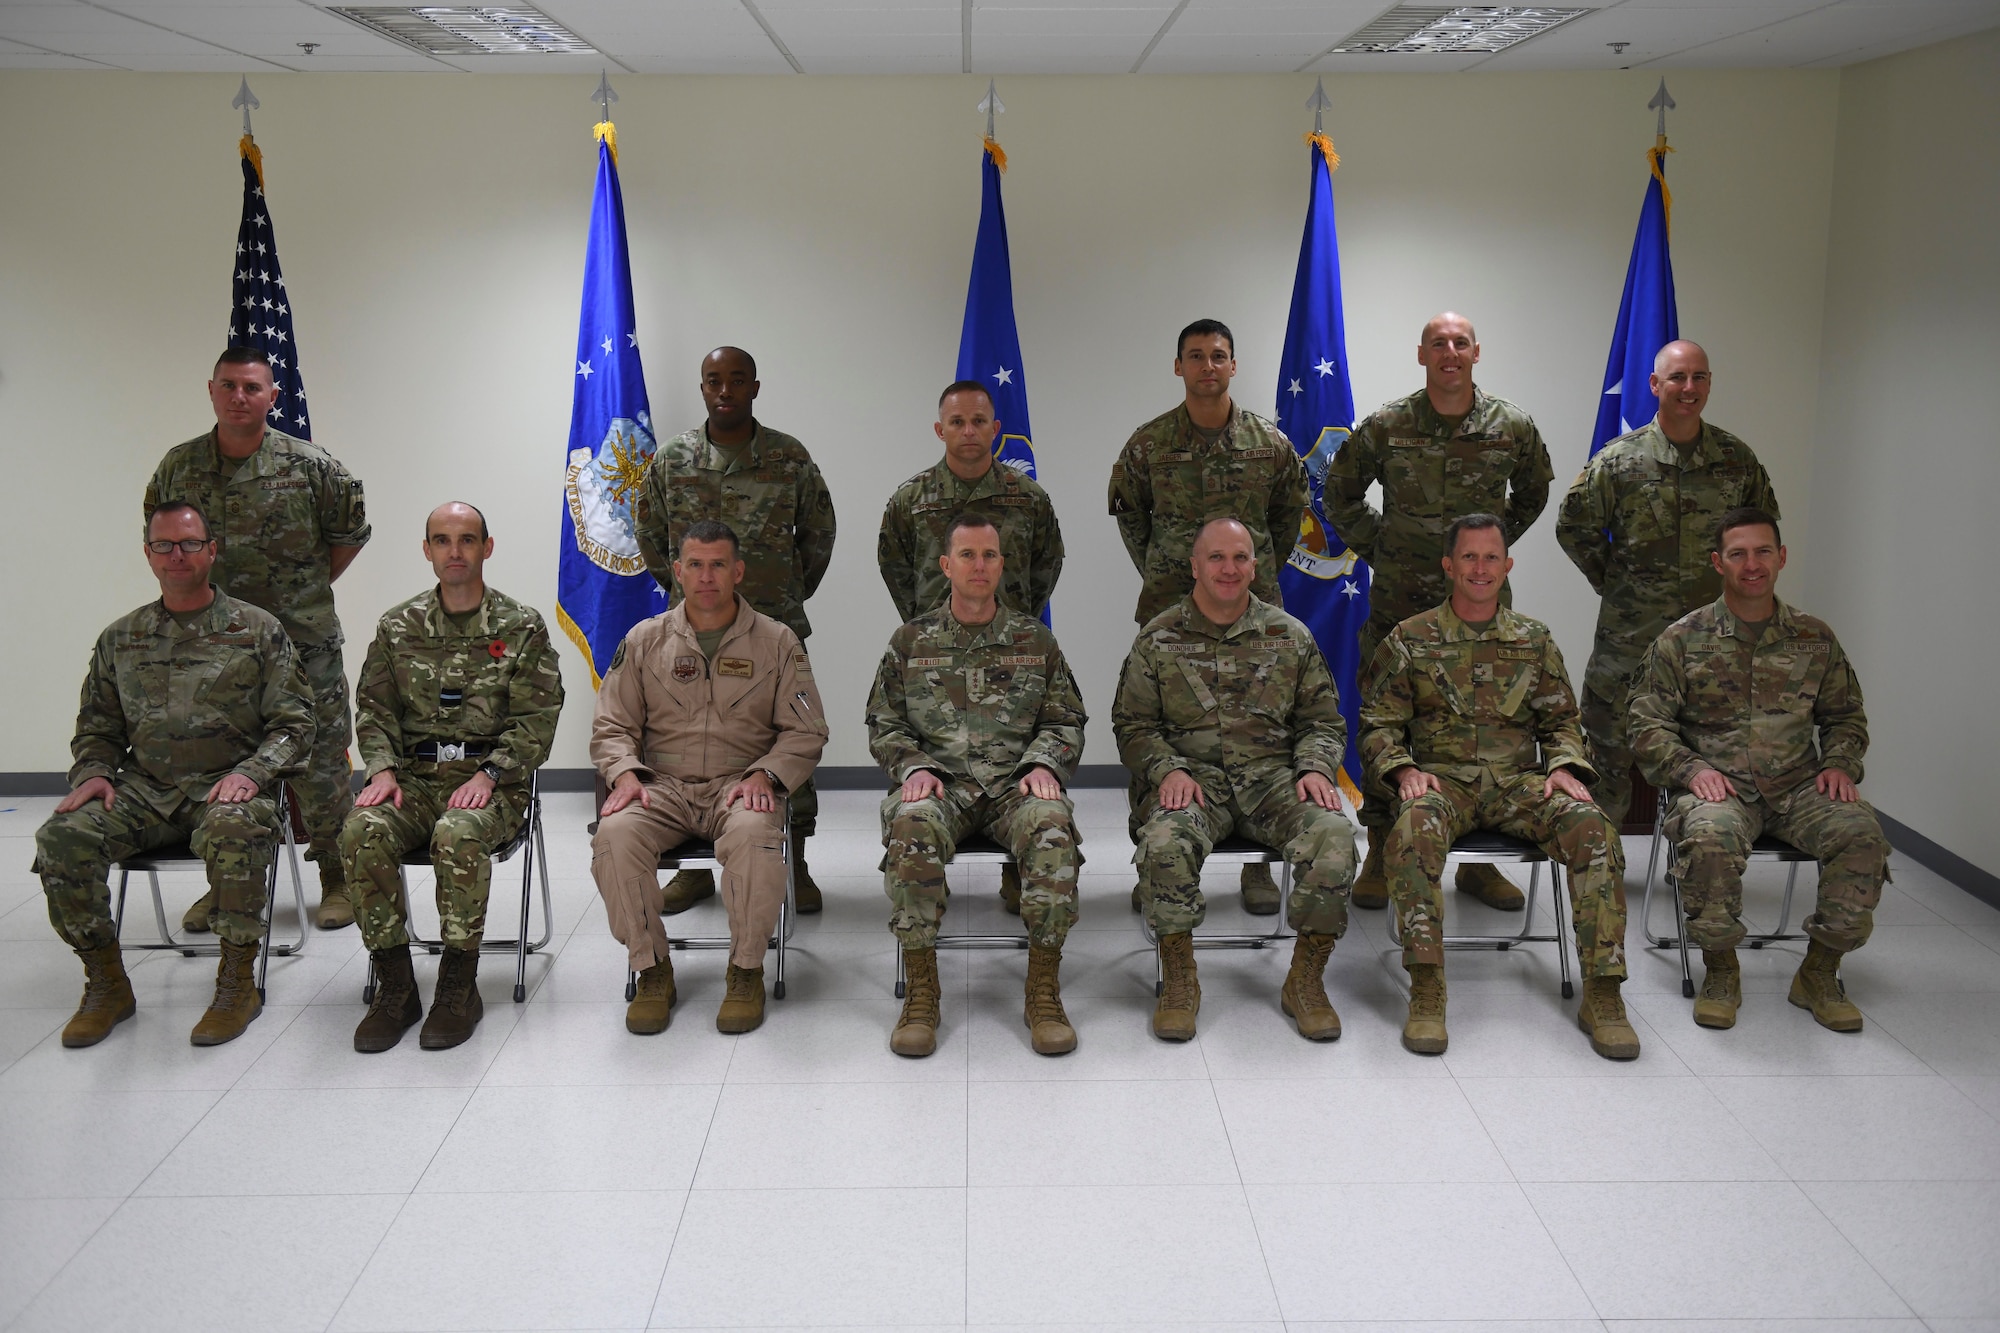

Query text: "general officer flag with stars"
[227, 134, 310, 439]
[1590, 143, 1679, 454]
[1274, 130, 1369, 792]
[956, 137, 1038, 486]
[556, 121, 661, 686]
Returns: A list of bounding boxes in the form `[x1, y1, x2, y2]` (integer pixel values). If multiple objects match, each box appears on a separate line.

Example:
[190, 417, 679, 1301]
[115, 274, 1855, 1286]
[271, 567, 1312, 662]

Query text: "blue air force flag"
[1274, 135, 1370, 790]
[1590, 145, 1679, 454]
[556, 125, 660, 685]
[227, 137, 310, 439]
[955, 140, 1036, 482]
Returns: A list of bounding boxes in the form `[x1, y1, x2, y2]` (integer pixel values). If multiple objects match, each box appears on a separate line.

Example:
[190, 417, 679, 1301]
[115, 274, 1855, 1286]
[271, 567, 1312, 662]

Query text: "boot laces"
[1408, 969, 1445, 1019]
[433, 953, 475, 1015]
[368, 959, 414, 1017]
[899, 953, 939, 1028]
[726, 966, 761, 1002]
[635, 962, 673, 999]
[1025, 955, 1068, 1027]
[1160, 941, 1198, 1011]
[1586, 978, 1626, 1021]
[212, 947, 256, 1008]
[78, 957, 125, 1012]
[1292, 936, 1336, 1008]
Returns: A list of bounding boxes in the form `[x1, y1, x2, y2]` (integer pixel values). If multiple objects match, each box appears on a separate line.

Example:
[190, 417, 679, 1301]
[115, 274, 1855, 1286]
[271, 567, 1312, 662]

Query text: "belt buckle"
[437, 742, 466, 762]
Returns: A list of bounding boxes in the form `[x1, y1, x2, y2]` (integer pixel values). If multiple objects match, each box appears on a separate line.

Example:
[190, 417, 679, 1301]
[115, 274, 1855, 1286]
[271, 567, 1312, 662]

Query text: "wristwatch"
[477, 761, 503, 783]
[761, 769, 787, 793]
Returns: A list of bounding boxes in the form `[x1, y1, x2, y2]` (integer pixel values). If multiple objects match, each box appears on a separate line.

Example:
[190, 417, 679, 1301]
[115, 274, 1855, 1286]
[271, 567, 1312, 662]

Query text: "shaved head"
[1192, 515, 1253, 557]
[426, 501, 487, 540]
[704, 345, 757, 379]
[1654, 339, 1708, 376]
[1421, 311, 1476, 345]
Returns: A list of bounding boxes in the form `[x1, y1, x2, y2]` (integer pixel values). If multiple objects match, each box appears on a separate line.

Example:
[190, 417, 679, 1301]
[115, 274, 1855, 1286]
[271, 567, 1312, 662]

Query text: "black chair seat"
[117, 844, 197, 871]
[948, 834, 1010, 861]
[658, 842, 720, 867]
[1450, 829, 1548, 859]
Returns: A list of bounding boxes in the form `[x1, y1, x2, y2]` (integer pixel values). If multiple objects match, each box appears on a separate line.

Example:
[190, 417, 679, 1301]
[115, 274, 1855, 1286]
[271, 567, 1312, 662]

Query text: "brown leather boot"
[419, 947, 484, 1050]
[1454, 861, 1525, 911]
[1351, 832, 1387, 909]
[314, 864, 356, 930]
[62, 944, 136, 1048]
[626, 957, 677, 1035]
[1694, 948, 1741, 1029]
[1240, 863, 1281, 916]
[660, 868, 715, 915]
[1152, 932, 1200, 1041]
[181, 888, 215, 934]
[1023, 944, 1076, 1055]
[1790, 940, 1863, 1031]
[354, 946, 423, 1052]
[190, 939, 263, 1046]
[1402, 962, 1448, 1054]
[1281, 931, 1342, 1041]
[999, 864, 1022, 916]
[891, 947, 940, 1057]
[791, 837, 822, 915]
[1577, 975, 1642, 1059]
[717, 964, 766, 1033]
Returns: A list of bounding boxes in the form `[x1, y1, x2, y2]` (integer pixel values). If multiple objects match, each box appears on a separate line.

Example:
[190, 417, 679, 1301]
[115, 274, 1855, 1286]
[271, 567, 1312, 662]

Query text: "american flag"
[227, 139, 310, 440]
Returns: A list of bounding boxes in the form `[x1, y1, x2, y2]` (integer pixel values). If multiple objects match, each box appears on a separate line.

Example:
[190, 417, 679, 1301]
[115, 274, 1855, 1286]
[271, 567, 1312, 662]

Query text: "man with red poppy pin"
[340, 502, 565, 1052]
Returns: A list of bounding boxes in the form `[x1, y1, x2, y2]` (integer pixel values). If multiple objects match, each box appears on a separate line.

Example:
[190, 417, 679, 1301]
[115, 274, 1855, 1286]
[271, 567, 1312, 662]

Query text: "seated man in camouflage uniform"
[340, 503, 564, 1053]
[1630, 507, 1889, 1032]
[867, 513, 1087, 1058]
[1360, 513, 1637, 1060]
[1113, 517, 1357, 1043]
[34, 501, 314, 1048]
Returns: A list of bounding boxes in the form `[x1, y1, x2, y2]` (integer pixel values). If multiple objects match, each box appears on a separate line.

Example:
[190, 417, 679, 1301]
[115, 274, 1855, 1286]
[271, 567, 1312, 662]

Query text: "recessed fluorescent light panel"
[1330, 6, 1592, 54]
[327, 6, 596, 55]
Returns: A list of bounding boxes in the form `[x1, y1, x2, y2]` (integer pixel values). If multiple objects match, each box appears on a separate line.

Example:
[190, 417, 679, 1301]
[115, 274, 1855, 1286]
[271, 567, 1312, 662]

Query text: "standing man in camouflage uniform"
[592, 521, 828, 1036]
[341, 503, 564, 1053]
[145, 346, 370, 933]
[1113, 518, 1357, 1044]
[878, 380, 1066, 917]
[1108, 319, 1309, 916]
[634, 347, 836, 914]
[1630, 508, 1888, 1033]
[1327, 313, 1553, 914]
[1360, 514, 1637, 1060]
[34, 502, 314, 1048]
[1558, 340, 1781, 829]
[868, 512, 1087, 1058]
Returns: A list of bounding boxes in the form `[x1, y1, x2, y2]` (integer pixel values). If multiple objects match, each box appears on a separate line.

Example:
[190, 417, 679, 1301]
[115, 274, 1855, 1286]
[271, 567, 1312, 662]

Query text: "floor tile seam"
[320, 1174, 429, 1333]
[1511, 1172, 1616, 1325]
[1787, 1177, 1927, 1321]
[1, 1189, 138, 1330]
[645, 1012, 739, 1327]
[1198, 1037, 1288, 1323]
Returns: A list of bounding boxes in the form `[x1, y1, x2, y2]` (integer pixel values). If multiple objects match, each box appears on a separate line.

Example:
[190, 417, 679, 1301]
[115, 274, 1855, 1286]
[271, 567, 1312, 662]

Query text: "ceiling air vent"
[327, 6, 596, 55]
[1330, 6, 1592, 54]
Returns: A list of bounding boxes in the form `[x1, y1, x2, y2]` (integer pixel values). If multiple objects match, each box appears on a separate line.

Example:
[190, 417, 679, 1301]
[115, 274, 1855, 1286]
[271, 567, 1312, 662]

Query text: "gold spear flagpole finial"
[232, 76, 260, 139]
[592, 69, 619, 161]
[1649, 77, 1676, 149]
[1304, 76, 1338, 171]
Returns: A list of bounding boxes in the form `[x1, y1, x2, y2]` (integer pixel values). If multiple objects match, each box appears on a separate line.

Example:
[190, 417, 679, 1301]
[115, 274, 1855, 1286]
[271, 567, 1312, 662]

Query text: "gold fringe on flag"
[1305, 131, 1340, 172]
[1649, 140, 1675, 234]
[594, 120, 618, 166]
[982, 135, 1007, 173]
[239, 133, 264, 188]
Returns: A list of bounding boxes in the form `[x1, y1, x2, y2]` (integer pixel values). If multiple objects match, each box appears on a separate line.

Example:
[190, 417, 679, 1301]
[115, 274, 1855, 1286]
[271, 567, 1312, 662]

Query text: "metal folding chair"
[362, 773, 554, 1005]
[622, 798, 796, 1002]
[1384, 829, 1575, 999]
[891, 833, 1026, 998]
[110, 784, 308, 1002]
[1640, 786, 1816, 998]
[1137, 837, 1294, 996]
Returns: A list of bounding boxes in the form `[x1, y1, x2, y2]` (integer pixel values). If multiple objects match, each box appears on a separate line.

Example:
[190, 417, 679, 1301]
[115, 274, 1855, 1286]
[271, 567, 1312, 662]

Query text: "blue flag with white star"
[227, 137, 310, 439]
[1274, 136, 1370, 790]
[1590, 145, 1679, 454]
[955, 141, 1037, 487]
[556, 126, 660, 686]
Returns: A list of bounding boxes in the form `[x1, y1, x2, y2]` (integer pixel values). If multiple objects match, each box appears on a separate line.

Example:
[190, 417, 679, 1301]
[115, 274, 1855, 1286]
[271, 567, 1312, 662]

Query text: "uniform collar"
[1409, 385, 1491, 436]
[1171, 401, 1241, 447]
[203, 425, 288, 479]
[418, 585, 497, 636]
[699, 421, 765, 472]
[931, 456, 1006, 497]
[665, 593, 756, 648]
[1173, 593, 1266, 642]
[1436, 598, 1526, 642]
[1710, 595, 1800, 642]
[937, 602, 1021, 648]
[1632, 418, 1726, 469]
[146, 586, 235, 640]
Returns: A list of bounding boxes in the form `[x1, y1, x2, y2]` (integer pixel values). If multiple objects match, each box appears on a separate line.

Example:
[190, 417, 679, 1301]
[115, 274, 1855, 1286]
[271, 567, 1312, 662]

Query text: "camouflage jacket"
[68, 587, 315, 813]
[1325, 387, 1552, 627]
[1112, 594, 1345, 800]
[633, 421, 836, 641]
[865, 604, 1085, 797]
[877, 458, 1064, 622]
[1556, 419, 1781, 698]
[592, 596, 828, 795]
[1358, 601, 1592, 791]
[144, 427, 371, 652]
[1629, 597, 1868, 801]
[353, 585, 564, 786]
[1107, 403, 1308, 624]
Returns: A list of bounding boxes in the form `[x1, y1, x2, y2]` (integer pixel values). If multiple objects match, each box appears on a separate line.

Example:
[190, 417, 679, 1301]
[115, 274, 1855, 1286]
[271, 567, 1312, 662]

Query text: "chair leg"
[146, 870, 183, 953]
[1672, 870, 1694, 998]
[1553, 864, 1574, 1000]
[256, 849, 278, 1003]
[1520, 860, 1542, 938]
[514, 821, 533, 1003]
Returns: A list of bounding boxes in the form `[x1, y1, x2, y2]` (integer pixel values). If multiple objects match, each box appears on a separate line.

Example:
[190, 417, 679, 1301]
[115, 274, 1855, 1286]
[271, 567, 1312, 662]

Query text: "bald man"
[1326, 313, 1555, 911]
[1557, 341, 1780, 828]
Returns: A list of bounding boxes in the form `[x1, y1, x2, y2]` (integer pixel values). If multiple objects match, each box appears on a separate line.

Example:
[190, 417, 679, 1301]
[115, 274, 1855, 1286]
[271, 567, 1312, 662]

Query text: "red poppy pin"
[488, 640, 507, 659]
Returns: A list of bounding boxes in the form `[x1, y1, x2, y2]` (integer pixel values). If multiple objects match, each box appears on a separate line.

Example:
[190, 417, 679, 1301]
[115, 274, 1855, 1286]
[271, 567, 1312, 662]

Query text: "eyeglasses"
[146, 539, 212, 554]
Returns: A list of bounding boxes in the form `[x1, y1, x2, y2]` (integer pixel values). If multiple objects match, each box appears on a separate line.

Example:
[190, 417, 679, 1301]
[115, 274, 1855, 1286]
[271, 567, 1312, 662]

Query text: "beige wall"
[1, 68, 1841, 778]
[1809, 29, 2000, 868]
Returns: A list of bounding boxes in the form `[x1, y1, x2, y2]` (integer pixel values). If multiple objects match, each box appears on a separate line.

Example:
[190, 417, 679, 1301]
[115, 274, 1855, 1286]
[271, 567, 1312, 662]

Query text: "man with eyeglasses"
[145, 346, 371, 933]
[1557, 340, 1780, 830]
[33, 502, 315, 1047]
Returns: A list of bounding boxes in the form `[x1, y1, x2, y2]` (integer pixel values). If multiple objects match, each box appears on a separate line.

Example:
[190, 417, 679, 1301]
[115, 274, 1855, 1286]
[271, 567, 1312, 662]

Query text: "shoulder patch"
[608, 641, 627, 674]
[793, 651, 813, 678]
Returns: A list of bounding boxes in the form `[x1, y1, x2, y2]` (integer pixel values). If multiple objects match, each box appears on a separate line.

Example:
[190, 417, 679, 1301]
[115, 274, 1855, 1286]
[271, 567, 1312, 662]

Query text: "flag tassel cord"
[239, 133, 263, 187]
[982, 135, 1006, 172]
[594, 120, 618, 165]
[1649, 138, 1674, 233]
[1305, 131, 1340, 173]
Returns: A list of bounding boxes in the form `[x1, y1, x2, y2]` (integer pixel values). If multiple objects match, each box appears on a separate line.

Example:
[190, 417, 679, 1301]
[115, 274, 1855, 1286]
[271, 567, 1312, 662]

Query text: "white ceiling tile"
[1472, 4, 1820, 69]
[1301, 50, 1494, 73]
[759, 9, 959, 36]
[972, 33, 1149, 70]
[1170, 3, 1384, 39]
[975, 7, 1169, 36]
[1674, 0, 2000, 63]
[1143, 31, 1338, 71]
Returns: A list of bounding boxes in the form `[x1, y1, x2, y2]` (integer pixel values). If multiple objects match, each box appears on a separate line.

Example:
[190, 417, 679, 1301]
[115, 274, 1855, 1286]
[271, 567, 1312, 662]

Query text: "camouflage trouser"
[881, 784, 1081, 950]
[295, 644, 356, 889]
[338, 766, 528, 951]
[790, 776, 818, 840]
[1384, 770, 1628, 977]
[1580, 680, 1636, 831]
[34, 787, 280, 949]
[1667, 782, 1889, 952]
[1131, 772, 1356, 937]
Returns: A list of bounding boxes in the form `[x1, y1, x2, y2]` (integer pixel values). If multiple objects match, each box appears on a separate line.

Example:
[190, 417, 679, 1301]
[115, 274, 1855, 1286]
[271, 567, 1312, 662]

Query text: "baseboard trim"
[1878, 809, 2000, 912]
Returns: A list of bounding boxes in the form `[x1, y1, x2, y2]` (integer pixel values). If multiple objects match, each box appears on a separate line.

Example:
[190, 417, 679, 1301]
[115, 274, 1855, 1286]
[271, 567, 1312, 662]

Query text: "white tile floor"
[0, 787, 1996, 1331]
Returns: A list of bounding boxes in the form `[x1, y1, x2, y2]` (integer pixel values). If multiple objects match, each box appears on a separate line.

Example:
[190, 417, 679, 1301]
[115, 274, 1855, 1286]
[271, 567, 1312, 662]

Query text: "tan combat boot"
[1790, 940, 1863, 1031]
[314, 865, 356, 930]
[1454, 862, 1525, 911]
[1577, 976, 1642, 1059]
[419, 947, 484, 1050]
[62, 944, 136, 1048]
[1152, 932, 1201, 1041]
[353, 946, 422, 1052]
[1402, 962, 1448, 1054]
[1281, 931, 1342, 1041]
[191, 939, 263, 1046]
[181, 888, 215, 934]
[660, 868, 716, 915]
[1351, 832, 1388, 910]
[626, 956, 677, 1035]
[791, 837, 822, 915]
[1694, 948, 1741, 1029]
[1023, 944, 1077, 1055]
[1240, 863, 1281, 916]
[717, 964, 766, 1033]
[891, 947, 940, 1057]
[999, 865, 1023, 916]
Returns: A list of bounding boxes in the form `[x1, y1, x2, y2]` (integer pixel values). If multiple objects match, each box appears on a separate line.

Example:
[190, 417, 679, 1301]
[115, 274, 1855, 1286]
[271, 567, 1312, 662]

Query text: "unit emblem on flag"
[565, 413, 656, 575]
[1286, 427, 1360, 580]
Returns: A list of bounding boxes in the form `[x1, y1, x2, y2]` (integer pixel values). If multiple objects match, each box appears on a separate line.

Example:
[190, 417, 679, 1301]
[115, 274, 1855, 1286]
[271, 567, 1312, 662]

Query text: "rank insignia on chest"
[717, 657, 754, 678]
[1471, 662, 1494, 683]
[673, 656, 700, 682]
